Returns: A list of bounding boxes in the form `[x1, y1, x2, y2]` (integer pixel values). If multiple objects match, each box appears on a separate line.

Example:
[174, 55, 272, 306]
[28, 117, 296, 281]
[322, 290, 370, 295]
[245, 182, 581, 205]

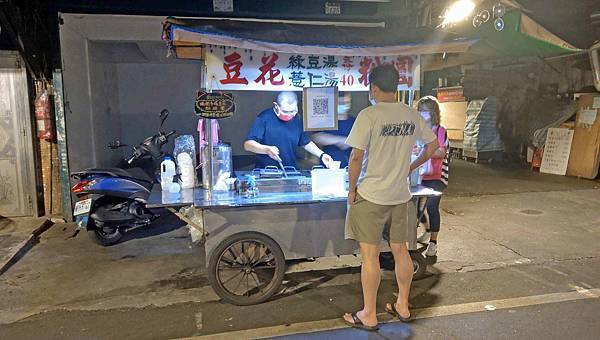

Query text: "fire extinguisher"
[35, 81, 55, 141]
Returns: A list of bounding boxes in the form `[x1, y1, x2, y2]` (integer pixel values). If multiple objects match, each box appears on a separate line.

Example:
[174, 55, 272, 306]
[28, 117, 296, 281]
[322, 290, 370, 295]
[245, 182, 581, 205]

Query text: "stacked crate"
[463, 97, 504, 163]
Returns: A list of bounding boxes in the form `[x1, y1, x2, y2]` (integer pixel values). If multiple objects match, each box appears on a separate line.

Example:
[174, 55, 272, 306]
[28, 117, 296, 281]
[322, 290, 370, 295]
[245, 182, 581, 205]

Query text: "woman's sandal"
[343, 312, 380, 331]
[385, 303, 415, 323]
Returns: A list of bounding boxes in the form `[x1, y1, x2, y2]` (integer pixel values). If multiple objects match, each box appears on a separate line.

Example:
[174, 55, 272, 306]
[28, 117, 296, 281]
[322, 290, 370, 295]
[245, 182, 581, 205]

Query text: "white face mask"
[368, 91, 377, 106]
[338, 104, 350, 114]
[419, 111, 433, 127]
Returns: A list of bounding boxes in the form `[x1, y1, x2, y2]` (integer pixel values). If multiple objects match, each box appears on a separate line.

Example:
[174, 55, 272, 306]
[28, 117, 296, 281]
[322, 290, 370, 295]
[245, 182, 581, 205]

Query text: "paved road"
[1, 253, 599, 339]
[1, 161, 599, 339]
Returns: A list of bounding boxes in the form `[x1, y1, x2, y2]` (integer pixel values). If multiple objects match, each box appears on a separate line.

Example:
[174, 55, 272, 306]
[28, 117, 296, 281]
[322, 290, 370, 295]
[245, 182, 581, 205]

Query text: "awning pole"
[205, 118, 214, 197]
[203, 62, 214, 197]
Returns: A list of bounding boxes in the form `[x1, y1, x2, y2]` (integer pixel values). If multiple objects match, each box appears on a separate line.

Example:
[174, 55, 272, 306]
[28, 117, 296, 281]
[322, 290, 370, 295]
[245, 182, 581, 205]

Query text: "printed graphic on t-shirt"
[379, 121, 416, 137]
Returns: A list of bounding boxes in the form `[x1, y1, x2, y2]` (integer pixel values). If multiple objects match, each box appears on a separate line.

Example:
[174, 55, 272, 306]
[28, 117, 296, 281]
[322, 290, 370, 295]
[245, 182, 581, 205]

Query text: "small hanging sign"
[195, 91, 235, 119]
[213, 0, 233, 12]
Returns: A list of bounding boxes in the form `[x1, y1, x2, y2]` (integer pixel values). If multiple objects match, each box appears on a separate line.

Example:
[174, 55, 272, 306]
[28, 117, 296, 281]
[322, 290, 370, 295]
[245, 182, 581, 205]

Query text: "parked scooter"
[70, 109, 175, 246]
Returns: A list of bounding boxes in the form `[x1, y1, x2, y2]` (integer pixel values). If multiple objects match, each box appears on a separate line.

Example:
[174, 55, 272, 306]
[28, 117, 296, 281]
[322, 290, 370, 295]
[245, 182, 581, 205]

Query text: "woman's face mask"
[419, 110, 433, 127]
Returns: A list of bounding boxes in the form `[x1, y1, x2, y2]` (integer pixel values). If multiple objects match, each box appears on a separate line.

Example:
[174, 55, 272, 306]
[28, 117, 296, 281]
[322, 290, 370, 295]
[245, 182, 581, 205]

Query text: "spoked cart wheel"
[410, 251, 427, 280]
[379, 251, 428, 280]
[208, 232, 285, 305]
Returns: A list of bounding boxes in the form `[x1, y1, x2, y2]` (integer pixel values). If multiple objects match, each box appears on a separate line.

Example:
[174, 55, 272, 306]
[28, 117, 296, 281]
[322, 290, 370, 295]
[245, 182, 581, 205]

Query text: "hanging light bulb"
[480, 10, 491, 23]
[493, 3, 506, 18]
[441, 0, 476, 28]
[494, 17, 505, 31]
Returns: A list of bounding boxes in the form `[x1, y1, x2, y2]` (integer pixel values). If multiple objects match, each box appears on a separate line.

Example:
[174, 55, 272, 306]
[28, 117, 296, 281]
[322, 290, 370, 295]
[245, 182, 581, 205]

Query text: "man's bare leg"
[387, 242, 412, 318]
[343, 242, 381, 326]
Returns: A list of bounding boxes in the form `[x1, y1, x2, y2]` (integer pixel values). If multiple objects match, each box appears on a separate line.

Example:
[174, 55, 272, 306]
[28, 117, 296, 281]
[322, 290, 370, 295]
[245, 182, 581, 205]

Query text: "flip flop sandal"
[385, 303, 415, 323]
[343, 312, 379, 331]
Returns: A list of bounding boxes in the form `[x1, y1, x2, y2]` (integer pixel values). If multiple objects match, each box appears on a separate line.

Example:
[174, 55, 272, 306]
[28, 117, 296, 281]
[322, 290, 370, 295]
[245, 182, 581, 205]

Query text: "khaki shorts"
[345, 194, 409, 245]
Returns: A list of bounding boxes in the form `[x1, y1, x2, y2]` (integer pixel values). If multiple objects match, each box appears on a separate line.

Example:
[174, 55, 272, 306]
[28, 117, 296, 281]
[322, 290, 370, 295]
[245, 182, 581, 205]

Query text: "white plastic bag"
[174, 135, 197, 189]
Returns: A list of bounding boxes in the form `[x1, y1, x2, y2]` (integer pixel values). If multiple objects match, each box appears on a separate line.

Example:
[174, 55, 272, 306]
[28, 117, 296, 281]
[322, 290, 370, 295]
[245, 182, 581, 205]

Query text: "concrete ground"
[0, 217, 51, 275]
[0, 160, 599, 339]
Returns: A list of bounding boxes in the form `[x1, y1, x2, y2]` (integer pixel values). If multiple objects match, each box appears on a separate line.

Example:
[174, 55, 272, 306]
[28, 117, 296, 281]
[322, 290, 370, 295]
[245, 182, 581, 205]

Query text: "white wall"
[59, 13, 298, 170]
[113, 65, 286, 158]
[60, 14, 173, 171]
[60, 16, 97, 171]
[115, 63, 201, 153]
[88, 56, 123, 166]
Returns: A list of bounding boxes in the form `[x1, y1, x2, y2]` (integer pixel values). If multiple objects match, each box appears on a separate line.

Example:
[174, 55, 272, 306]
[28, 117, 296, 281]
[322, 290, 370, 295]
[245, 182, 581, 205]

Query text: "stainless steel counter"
[146, 187, 195, 208]
[147, 185, 441, 209]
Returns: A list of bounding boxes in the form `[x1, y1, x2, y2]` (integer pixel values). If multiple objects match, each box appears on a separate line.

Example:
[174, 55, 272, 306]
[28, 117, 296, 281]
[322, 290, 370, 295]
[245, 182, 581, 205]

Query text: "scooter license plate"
[75, 214, 89, 230]
[74, 198, 92, 216]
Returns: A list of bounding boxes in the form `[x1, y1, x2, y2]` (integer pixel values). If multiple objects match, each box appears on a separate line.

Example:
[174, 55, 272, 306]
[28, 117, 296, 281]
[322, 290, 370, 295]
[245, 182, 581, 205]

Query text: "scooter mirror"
[159, 109, 169, 130]
[108, 140, 128, 149]
[108, 140, 122, 149]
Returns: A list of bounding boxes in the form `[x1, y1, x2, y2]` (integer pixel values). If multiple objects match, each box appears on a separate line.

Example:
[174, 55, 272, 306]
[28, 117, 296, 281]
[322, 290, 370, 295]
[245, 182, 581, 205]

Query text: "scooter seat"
[78, 168, 153, 184]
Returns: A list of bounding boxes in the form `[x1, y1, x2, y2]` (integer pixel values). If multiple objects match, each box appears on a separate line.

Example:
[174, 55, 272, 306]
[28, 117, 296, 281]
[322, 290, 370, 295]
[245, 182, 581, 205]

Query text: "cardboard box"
[446, 129, 464, 141]
[439, 101, 468, 141]
[566, 94, 600, 179]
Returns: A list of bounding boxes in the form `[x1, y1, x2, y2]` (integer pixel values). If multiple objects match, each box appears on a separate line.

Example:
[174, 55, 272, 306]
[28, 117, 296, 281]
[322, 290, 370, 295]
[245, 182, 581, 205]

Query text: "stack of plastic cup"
[177, 153, 196, 189]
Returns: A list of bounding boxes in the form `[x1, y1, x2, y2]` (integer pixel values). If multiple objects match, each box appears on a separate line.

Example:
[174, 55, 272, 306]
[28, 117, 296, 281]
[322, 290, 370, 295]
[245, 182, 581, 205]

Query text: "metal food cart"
[154, 18, 447, 305]
[148, 182, 441, 305]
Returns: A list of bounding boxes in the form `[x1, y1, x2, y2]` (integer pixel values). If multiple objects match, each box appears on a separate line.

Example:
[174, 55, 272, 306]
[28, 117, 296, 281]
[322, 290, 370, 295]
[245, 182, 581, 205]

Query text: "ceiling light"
[441, 0, 476, 28]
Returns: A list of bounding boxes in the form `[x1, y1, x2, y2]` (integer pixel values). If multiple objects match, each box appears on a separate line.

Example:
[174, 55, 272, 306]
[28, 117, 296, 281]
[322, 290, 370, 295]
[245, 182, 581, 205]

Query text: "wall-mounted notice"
[303, 86, 338, 131]
[540, 128, 574, 176]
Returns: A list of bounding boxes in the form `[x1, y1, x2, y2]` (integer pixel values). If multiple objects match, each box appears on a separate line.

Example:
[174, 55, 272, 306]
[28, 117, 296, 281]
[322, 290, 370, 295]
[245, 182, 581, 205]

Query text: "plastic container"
[409, 154, 422, 187]
[160, 156, 176, 191]
[202, 143, 232, 189]
[169, 182, 181, 193]
[311, 169, 347, 197]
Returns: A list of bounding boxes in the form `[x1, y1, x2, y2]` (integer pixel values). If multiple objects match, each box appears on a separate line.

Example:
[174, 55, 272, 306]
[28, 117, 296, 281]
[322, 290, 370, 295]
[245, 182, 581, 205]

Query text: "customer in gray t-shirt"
[342, 64, 438, 330]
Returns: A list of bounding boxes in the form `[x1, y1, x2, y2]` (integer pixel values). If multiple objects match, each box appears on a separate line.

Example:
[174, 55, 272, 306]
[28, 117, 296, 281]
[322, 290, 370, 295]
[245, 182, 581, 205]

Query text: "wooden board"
[440, 101, 468, 143]
[566, 94, 600, 179]
[447, 129, 464, 141]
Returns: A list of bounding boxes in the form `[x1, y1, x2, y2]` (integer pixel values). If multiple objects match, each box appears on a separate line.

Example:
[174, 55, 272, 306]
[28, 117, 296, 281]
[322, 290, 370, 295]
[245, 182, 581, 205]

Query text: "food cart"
[149, 18, 467, 305]
[149, 184, 440, 305]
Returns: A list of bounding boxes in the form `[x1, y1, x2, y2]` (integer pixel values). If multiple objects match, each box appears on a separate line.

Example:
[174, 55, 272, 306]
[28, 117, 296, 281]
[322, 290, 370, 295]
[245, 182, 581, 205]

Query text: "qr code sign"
[312, 98, 328, 116]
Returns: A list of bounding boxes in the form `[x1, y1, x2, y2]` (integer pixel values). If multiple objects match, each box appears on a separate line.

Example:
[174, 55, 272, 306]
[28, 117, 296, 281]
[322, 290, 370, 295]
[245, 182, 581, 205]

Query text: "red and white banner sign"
[205, 47, 420, 92]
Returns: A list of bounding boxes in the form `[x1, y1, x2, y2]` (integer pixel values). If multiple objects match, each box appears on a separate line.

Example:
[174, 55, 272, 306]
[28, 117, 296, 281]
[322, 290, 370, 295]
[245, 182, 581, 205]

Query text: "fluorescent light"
[441, 0, 476, 27]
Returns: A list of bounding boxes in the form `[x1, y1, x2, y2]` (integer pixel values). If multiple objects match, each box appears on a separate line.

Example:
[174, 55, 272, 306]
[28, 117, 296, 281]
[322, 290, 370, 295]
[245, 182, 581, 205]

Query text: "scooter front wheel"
[88, 225, 124, 246]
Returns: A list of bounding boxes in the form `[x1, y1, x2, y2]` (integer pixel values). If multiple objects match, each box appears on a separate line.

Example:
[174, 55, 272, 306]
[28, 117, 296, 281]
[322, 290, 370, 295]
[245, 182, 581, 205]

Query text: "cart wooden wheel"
[410, 251, 427, 280]
[208, 232, 285, 305]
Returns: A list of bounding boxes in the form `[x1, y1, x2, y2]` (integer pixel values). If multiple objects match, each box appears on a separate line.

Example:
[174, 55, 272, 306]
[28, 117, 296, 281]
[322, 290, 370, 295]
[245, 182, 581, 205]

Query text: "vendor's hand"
[321, 153, 334, 168]
[265, 146, 281, 161]
[348, 189, 357, 205]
